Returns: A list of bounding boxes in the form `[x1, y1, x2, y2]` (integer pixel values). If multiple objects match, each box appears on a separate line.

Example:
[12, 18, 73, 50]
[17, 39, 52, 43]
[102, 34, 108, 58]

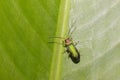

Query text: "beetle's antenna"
[67, 25, 73, 37]
[69, 27, 77, 38]
[49, 37, 65, 39]
[68, 19, 77, 37]
[48, 42, 62, 45]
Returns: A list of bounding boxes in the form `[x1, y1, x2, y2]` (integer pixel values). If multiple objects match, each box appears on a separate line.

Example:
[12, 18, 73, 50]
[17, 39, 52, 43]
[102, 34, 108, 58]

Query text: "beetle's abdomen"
[69, 52, 80, 64]
[67, 44, 80, 64]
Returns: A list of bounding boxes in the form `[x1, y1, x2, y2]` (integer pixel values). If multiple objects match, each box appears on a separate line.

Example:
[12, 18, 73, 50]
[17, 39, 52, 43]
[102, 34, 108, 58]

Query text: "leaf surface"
[62, 0, 120, 80]
[0, 0, 60, 80]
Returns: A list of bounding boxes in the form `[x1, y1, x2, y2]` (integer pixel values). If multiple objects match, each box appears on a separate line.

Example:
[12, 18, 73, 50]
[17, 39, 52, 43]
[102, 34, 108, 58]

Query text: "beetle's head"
[65, 38, 72, 45]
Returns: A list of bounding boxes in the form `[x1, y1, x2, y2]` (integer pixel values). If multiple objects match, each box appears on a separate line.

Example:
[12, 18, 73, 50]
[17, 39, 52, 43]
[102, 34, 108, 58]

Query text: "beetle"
[50, 37, 80, 64]
[64, 37, 80, 64]
[49, 21, 80, 64]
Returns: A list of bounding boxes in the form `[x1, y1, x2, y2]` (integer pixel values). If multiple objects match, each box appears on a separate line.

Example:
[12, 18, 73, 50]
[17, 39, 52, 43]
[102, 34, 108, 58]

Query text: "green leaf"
[0, 0, 62, 80]
[1, 0, 120, 80]
[49, 0, 70, 80]
[62, 0, 120, 80]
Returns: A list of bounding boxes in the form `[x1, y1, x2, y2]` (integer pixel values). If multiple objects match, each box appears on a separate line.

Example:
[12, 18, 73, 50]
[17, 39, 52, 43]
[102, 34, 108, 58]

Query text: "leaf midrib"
[49, 0, 70, 80]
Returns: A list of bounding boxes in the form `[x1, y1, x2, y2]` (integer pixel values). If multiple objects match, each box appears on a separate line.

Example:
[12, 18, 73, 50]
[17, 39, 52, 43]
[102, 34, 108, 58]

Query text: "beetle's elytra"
[64, 38, 80, 64]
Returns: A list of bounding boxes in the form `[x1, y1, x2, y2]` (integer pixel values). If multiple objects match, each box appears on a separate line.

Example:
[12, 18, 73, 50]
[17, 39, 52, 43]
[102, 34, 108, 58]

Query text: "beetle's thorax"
[65, 38, 72, 45]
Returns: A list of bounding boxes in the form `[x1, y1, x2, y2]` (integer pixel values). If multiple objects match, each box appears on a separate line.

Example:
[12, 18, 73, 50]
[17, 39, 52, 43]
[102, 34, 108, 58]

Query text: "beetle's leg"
[74, 41, 79, 46]
[68, 55, 70, 58]
[71, 38, 78, 45]
[63, 50, 67, 54]
[48, 42, 63, 45]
